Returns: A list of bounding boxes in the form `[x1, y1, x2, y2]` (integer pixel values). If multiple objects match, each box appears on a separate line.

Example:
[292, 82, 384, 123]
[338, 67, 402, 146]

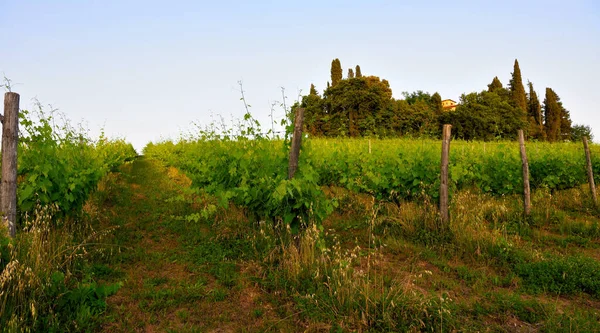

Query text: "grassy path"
[95, 158, 286, 332]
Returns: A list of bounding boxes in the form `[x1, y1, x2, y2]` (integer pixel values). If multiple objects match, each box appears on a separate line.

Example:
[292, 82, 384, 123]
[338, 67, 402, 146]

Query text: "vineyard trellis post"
[518, 130, 531, 216]
[440, 124, 451, 224]
[288, 107, 305, 179]
[2, 92, 19, 238]
[582, 136, 597, 205]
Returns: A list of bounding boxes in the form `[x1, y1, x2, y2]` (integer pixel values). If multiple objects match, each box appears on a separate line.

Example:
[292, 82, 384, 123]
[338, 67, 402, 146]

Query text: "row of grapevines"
[16, 109, 137, 218]
[309, 138, 600, 200]
[144, 138, 331, 232]
[148, 136, 600, 211]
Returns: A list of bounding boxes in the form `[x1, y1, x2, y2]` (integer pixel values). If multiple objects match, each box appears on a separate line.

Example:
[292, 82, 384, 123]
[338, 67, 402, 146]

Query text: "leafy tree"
[330, 58, 343, 87]
[571, 124, 593, 142]
[348, 68, 355, 79]
[355, 65, 362, 78]
[431, 92, 443, 114]
[441, 90, 525, 141]
[488, 76, 503, 92]
[509, 59, 528, 114]
[324, 76, 394, 137]
[309, 83, 318, 96]
[402, 91, 432, 105]
[527, 81, 544, 139]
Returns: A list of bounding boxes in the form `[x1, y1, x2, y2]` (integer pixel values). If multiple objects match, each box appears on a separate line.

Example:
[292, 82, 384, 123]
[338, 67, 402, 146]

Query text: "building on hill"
[442, 99, 457, 111]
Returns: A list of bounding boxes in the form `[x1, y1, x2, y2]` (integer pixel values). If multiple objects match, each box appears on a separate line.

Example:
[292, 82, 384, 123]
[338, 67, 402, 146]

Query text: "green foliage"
[355, 65, 362, 78]
[330, 58, 342, 87]
[527, 81, 544, 140]
[441, 90, 525, 141]
[516, 255, 600, 297]
[509, 59, 528, 114]
[145, 137, 331, 233]
[431, 92, 443, 114]
[17, 108, 137, 221]
[37, 271, 121, 332]
[487, 76, 503, 92]
[544, 88, 570, 142]
[571, 124, 593, 142]
[310, 139, 599, 199]
[304, 58, 589, 142]
[309, 83, 318, 96]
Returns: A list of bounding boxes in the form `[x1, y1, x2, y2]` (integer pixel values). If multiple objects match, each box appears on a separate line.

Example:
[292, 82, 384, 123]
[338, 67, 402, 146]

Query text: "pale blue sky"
[2, 1, 599, 150]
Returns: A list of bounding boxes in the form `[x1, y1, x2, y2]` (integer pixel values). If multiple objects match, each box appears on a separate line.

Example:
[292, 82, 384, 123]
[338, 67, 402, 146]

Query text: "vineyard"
[3, 104, 600, 331]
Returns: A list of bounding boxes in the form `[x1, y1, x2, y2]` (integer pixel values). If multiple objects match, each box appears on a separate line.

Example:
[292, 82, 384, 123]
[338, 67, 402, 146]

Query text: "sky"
[1, 0, 599, 151]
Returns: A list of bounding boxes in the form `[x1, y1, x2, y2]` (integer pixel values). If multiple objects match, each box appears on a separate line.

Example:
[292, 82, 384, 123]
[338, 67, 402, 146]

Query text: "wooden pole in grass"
[518, 130, 531, 216]
[288, 108, 305, 179]
[1, 92, 19, 238]
[582, 136, 597, 205]
[440, 124, 451, 224]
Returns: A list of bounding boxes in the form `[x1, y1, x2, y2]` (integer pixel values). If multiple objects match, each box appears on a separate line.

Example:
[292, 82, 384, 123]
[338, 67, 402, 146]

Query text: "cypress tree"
[560, 102, 572, 141]
[544, 88, 561, 141]
[527, 81, 544, 139]
[509, 59, 528, 113]
[348, 68, 355, 79]
[331, 58, 343, 87]
[310, 83, 318, 96]
[431, 92, 443, 113]
[488, 76, 503, 92]
[355, 65, 362, 78]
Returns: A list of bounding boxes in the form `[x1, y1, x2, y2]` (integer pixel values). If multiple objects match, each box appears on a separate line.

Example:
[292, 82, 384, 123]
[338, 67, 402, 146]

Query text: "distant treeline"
[296, 58, 592, 141]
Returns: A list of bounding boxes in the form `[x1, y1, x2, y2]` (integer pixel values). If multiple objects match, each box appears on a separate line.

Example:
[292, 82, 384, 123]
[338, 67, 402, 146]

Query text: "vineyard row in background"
[145, 107, 600, 231]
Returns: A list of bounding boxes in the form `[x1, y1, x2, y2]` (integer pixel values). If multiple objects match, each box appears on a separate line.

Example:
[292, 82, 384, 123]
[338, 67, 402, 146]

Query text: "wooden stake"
[368, 139, 372, 154]
[2, 92, 19, 238]
[440, 124, 451, 224]
[583, 136, 597, 205]
[288, 108, 305, 179]
[518, 130, 531, 216]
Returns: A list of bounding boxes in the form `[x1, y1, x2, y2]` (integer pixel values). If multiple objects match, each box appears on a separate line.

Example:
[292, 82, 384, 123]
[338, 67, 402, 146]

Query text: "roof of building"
[442, 99, 457, 103]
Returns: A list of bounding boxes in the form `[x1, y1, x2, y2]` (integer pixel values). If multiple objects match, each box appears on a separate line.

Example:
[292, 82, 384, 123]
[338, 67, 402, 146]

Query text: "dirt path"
[96, 158, 287, 332]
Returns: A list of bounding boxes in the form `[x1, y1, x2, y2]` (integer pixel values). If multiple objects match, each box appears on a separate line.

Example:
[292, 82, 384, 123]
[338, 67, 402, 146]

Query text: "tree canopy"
[297, 58, 587, 142]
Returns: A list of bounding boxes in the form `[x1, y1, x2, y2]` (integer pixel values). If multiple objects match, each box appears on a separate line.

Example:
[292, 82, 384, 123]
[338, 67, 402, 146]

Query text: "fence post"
[583, 136, 597, 205]
[518, 130, 531, 216]
[440, 124, 451, 224]
[288, 108, 305, 179]
[2, 92, 19, 238]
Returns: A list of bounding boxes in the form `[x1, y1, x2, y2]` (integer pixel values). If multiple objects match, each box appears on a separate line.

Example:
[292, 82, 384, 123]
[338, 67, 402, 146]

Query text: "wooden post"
[518, 130, 531, 216]
[583, 136, 597, 205]
[440, 124, 451, 224]
[288, 108, 305, 179]
[368, 139, 372, 154]
[2, 92, 19, 238]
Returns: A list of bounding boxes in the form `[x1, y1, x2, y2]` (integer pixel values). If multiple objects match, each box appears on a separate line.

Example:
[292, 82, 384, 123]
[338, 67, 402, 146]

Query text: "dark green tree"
[571, 124, 593, 142]
[527, 81, 544, 139]
[431, 92, 443, 114]
[355, 65, 362, 78]
[330, 58, 343, 87]
[325, 76, 394, 137]
[309, 83, 318, 96]
[509, 59, 528, 115]
[544, 88, 562, 141]
[488, 76, 503, 92]
[440, 90, 525, 141]
[560, 102, 572, 141]
[348, 68, 355, 79]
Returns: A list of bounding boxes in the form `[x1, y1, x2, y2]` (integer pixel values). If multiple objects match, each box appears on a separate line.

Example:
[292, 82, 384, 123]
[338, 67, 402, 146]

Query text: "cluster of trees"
[298, 58, 592, 141]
